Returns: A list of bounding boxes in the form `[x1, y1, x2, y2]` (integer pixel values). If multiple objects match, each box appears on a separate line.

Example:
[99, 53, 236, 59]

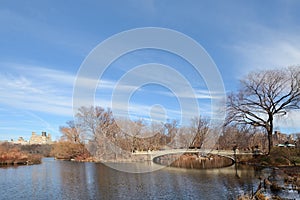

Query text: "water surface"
[0, 158, 261, 199]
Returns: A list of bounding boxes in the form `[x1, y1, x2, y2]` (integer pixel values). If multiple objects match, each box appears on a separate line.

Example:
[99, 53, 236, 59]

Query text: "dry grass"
[0, 143, 41, 165]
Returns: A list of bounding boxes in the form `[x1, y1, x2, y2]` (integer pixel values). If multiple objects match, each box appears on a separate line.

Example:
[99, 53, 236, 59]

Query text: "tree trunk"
[267, 131, 273, 154]
[267, 117, 273, 154]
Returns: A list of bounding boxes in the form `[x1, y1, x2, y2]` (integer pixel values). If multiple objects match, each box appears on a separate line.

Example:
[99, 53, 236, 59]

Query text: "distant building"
[29, 132, 52, 145]
[14, 137, 28, 145]
[273, 130, 295, 147]
[273, 131, 287, 145]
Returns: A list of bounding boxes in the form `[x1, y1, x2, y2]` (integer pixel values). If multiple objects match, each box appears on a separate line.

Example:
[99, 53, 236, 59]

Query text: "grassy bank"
[247, 147, 300, 167]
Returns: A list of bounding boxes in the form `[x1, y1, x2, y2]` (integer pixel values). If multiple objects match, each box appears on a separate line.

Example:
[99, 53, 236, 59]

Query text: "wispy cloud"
[0, 63, 74, 116]
[156, 89, 223, 99]
[229, 24, 300, 75]
[0, 61, 221, 135]
[97, 78, 217, 100]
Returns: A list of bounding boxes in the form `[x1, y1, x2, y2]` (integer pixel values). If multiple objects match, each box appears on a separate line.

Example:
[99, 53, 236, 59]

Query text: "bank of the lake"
[0, 149, 42, 166]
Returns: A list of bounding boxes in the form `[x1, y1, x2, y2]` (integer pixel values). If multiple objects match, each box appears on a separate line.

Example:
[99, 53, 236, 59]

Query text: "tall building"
[29, 132, 52, 145]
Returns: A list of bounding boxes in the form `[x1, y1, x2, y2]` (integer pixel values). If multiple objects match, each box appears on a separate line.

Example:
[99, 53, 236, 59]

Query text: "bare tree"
[148, 122, 165, 150]
[227, 67, 300, 153]
[54, 120, 90, 160]
[60, 120, 82, 144]
[177, 126, 194, 149]
[76, 106, 102, 139]
[129, 119, 145, 152]
[164, 119, 178, 148]
[218, 125, 238, 150]
[75, 106, 121, 160]
[189, 116, 209, 149]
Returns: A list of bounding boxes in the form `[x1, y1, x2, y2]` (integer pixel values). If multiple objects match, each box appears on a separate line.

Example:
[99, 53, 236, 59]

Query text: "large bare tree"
[227, 67, 300, 153]
[75, 106, 121, 160]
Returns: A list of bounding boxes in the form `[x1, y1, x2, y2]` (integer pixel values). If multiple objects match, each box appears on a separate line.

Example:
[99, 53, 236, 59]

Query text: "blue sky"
[1, 1, 300, 141]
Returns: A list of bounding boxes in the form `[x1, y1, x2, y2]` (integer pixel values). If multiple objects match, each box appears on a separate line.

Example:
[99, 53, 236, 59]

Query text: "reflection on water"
[0, 158, 260, 199]
[105, 160, 166, 173]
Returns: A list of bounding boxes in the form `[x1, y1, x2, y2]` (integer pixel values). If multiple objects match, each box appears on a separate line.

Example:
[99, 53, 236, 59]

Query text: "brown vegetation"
[218, 125, 268, 152]
[50, 141, 91, 161]
[0, 143, 41, 166]
[55, 106, 212, 162]
[155, 153, 234, 169]
[248, 147, 300, 166]
[57, 105, 300, 164]
[20, 144, 52, 157]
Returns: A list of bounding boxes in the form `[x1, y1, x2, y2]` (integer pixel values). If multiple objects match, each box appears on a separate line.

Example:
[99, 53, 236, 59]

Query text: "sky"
[1, 0, 300, 141]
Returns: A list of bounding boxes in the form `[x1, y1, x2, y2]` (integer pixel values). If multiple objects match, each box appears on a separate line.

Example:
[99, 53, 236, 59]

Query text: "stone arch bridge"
[132, 149, 253, 163]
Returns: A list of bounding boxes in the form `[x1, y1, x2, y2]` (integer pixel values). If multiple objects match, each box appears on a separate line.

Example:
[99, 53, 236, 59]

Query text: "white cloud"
[0, 62, 218, 130]
[157, 88, 223, 99]
[275, 110, 300, 132]
[0, 64, 74, 116]
[230, 25, 300, 76]
[233, 40, 300, 70]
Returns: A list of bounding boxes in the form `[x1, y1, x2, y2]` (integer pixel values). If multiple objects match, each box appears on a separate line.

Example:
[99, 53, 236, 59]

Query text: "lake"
[0, 158, 285, 199]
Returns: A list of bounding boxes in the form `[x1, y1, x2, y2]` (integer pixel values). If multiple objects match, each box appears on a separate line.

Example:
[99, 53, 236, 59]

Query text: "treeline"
[52, 106, 281, 162]
[219, 126, 268, 152]
[52, 106, 210, 162]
